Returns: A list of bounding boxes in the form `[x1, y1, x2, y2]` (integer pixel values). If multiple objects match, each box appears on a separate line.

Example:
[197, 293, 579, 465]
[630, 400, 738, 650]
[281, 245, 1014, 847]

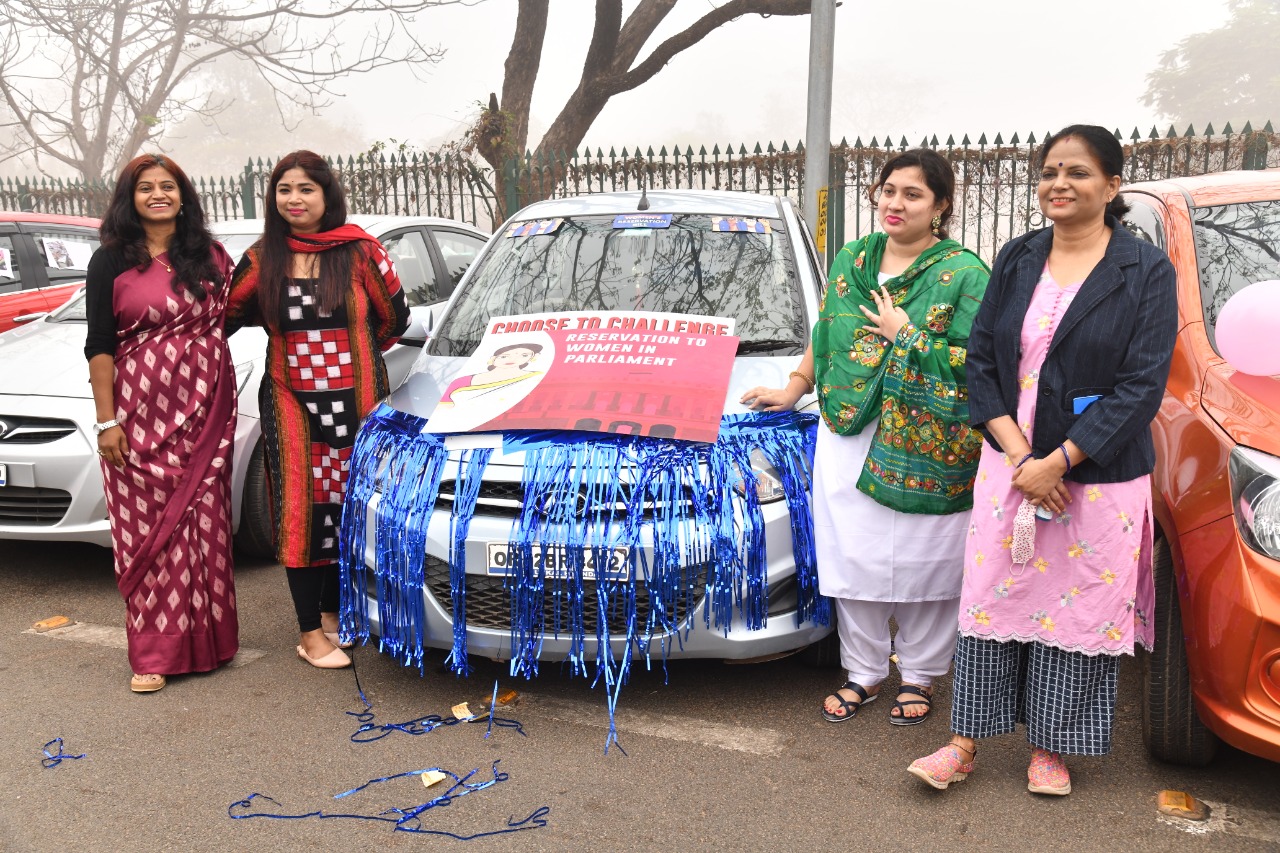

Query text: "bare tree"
[0, 0, 468, 180]
[471, 0, 811, 217]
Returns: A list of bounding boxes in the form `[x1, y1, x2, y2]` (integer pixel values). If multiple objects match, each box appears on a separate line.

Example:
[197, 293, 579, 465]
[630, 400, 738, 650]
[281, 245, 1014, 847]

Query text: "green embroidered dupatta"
[812, 232, 990, 515]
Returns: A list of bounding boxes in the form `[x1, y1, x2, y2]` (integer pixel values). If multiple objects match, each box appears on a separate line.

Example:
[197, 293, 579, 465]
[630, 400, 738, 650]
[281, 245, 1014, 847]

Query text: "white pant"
[834, 596, 961, 686]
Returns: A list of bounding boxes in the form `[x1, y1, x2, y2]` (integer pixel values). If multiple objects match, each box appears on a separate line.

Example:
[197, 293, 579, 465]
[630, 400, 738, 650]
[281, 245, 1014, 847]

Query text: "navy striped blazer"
[966, 216, 1178, 484]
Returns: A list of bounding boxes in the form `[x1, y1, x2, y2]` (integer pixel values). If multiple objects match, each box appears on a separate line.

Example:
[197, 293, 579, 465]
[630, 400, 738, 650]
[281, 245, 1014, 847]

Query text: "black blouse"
[83, 247, 133, 360]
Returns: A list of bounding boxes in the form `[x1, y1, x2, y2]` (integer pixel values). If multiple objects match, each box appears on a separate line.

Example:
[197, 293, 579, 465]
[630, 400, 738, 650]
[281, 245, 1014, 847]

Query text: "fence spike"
[659, 145, 668, 156]
[994, 132, 1003, 145]
[753, 142, 763, 154]
[961, 134, 971, 145]
[1112, 128, 1121, 140]
[1026, 132, 1036, 144]
[898, 135, 908, 149]
[1242, 120, 1253, 134]
[699, 145, 708, 156]
[1184, 124, 1196, 137]
[1131, 127, 1141, 141]
[1149, 126, 1160, 140]
[780, 140, 790, 152]
[712, 144, 721, 155]
[646, 145, 655, 156]
[1220, 121, 1231, 135]
[945, 134, 956, 146]
[1265, 121, 1274, 133]
[738, 143, 748, 155]
[930, 134, 939, 147]
[1010, 132, 1020, 145]
[1166, 125, 1177, 139]
[767, 141, 776, 153]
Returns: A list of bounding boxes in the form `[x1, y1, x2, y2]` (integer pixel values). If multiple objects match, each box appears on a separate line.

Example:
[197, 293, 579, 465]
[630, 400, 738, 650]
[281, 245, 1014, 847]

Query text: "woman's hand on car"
[1010, 458, 1071, 513]
[740, 385, 803, 412]
[97, 426, 129, 469]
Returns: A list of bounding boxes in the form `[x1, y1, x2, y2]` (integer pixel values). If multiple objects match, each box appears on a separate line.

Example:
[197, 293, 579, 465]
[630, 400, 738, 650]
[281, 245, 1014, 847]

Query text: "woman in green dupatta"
[743, 149, 989, 727]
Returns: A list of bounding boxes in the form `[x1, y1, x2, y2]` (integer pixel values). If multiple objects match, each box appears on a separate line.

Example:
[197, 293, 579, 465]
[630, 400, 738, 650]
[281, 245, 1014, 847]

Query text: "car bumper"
[0, 393, 261, 548]
[356, 488, 831, 663]
[1178, 514, 1280, 763]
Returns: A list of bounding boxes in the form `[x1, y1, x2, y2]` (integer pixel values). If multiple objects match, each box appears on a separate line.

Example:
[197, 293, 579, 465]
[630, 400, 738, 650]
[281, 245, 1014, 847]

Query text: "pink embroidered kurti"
[957, 266, 1154, 655]
[101, 246, 239, 674]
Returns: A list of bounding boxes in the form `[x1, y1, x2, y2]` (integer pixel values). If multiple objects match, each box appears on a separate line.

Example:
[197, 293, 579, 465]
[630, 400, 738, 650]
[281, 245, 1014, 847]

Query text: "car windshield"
[1194, 198, 1280, 349]
[218, 232, 260, 262]
[429, 214, 807, 357]
[46, 289, 87, 322]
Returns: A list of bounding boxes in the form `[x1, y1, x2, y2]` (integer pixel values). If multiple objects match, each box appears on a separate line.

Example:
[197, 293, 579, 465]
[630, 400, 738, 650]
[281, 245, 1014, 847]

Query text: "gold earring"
[930, 214, 942, 235]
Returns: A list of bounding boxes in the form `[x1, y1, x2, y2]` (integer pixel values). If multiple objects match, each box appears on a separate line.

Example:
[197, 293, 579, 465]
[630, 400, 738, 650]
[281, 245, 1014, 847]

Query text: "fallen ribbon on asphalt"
[40, 737, 86, 769]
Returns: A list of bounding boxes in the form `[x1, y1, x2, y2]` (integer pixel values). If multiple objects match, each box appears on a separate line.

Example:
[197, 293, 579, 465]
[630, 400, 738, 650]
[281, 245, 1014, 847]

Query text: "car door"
[424, 228, 487, 310]
[376, 226, 444, 384]
[21, 222, 99, 316]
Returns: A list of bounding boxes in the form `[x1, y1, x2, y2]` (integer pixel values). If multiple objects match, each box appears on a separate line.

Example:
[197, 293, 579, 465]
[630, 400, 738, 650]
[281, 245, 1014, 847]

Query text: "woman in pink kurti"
[909, 126, 1177, 795]
[86, 155, 239, 693]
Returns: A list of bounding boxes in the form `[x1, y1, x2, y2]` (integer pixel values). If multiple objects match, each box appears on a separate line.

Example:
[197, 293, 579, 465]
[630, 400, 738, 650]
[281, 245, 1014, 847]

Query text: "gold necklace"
[149, 250, 172, 273]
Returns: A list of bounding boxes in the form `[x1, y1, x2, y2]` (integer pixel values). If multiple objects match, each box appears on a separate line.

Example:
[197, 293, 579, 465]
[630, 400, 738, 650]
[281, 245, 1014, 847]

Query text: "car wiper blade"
[735, 339, 802, 353]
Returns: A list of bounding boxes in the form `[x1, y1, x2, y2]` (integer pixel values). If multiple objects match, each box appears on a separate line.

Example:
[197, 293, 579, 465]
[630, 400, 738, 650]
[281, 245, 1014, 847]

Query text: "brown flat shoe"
[296, 644, 351, 669]
[324, 631, 355, 650]
[130, 673, 166, 693]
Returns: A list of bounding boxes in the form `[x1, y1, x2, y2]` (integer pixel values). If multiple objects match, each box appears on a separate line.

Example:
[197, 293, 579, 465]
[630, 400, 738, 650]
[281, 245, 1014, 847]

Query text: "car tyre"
[1140, 534, 1218, 766]
[798, 611, 841, 668]
[234, 440, 276, 559]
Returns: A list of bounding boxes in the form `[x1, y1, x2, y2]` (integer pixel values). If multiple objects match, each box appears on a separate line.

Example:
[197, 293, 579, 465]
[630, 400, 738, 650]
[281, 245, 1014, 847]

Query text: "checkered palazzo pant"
[950, 634, 1120, 755]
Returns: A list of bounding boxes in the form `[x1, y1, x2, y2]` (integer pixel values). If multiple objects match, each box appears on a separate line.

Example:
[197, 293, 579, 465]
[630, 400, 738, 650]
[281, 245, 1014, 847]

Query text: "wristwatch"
[93, 419, 121, 435]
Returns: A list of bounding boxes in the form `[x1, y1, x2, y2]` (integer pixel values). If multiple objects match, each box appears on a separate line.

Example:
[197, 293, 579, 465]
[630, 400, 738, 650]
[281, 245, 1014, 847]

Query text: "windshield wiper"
[735, 339, 802, 354]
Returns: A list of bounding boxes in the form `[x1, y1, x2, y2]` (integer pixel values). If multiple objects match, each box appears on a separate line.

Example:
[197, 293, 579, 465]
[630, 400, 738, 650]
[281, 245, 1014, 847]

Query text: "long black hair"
[1039, 125, 1131, 218]
[869, 149, 957, 238]
[256, 150, 354, 329]
[99, 154, 221, 299]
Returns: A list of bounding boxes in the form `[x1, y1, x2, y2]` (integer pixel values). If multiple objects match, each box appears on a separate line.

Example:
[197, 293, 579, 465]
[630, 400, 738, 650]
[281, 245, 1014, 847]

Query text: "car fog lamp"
[732, 447, 787, 504]
[1229, 446, 1280, 560]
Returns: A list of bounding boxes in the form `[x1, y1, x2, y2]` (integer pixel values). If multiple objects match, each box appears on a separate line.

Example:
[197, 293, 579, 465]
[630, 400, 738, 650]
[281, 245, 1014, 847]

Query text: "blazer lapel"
[1006, 230, 1052, 346]
[1047, 226, 1138, 355]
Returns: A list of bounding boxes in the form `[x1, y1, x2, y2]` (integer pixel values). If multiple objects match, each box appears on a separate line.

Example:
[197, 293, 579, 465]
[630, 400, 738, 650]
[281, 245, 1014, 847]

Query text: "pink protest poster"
[425, 311, 739, 443]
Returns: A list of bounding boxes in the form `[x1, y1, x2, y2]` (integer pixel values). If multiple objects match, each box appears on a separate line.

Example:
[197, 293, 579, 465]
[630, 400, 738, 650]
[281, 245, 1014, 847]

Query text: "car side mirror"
[399, 315, 430, 348]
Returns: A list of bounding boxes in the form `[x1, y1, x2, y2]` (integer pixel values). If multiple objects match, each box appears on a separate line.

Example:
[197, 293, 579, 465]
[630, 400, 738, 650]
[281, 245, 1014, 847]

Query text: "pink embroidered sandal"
[1027, 747, 1071, 795]
[907, 741, 975, 790]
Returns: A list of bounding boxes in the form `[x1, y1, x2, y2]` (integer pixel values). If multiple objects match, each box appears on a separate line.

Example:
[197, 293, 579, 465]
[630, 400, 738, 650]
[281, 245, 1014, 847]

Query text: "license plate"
[486, 543, 630, 581]
[0, 463, 6, 487]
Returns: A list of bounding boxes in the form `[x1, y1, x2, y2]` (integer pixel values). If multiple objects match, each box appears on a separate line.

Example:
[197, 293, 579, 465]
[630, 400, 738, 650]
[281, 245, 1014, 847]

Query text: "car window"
[433, 230, 487, 293]
[381, 229, 441, 306]
[1121, 199, 1166, 250]
[0, 234, 21, 294]
[430, 214, 805, 357]
[1193, 199, 1280, 350]
[29, 226, 99, 286]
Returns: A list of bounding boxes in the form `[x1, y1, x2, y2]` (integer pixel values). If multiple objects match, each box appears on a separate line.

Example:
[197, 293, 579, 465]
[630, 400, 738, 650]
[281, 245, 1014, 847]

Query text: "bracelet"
[1058, 443, 1072, 474]
[1015, 452, 1034, 468]
[788, 370, 815, 394]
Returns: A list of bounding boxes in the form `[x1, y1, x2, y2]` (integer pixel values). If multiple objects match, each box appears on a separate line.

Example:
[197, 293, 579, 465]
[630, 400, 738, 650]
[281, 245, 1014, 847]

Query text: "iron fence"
[1, 121, 1274, 265]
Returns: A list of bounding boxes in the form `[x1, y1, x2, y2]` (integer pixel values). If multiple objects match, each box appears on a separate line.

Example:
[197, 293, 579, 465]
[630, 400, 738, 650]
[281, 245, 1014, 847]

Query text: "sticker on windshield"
[41, 239, 92, 271]
[612, 213, 672, 229]
[508, 218, 563, 238]
[712, 217, 772, 234]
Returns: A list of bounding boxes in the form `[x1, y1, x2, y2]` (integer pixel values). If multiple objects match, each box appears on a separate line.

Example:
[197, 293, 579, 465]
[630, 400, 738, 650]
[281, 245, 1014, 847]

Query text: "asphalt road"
[2, 538, 1278, 853]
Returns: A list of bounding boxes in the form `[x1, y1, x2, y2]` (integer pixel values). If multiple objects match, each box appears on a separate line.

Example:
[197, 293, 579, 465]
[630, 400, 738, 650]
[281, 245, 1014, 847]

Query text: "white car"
[346, 190, 835, 663]
[0, 215, 489, 556]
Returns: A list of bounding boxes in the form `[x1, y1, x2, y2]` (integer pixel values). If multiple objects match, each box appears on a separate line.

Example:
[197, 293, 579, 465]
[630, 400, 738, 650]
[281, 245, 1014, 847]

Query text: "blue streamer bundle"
[341, 405, 823, 746]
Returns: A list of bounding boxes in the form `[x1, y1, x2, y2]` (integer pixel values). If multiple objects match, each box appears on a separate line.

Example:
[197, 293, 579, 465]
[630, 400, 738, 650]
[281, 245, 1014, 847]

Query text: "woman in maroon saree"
[85, 155, 239, 693]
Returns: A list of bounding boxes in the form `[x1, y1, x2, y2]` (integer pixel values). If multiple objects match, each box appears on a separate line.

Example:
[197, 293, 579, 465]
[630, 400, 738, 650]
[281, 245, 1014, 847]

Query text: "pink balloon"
[1217, 280, 1280, 376]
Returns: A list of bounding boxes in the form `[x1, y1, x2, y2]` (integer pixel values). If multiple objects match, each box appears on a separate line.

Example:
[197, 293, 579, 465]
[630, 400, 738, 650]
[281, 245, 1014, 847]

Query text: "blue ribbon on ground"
[41, 738, 86, 768]
[339, 405, 824, 750]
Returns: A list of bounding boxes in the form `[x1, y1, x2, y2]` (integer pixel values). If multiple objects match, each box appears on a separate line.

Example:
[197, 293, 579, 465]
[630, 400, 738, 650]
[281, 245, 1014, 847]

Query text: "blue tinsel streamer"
[341, 407, 823, 749]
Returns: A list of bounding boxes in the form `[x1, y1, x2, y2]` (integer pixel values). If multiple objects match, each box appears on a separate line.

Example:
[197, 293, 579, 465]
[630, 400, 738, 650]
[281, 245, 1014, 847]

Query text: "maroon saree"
[101, 245, 239, 674]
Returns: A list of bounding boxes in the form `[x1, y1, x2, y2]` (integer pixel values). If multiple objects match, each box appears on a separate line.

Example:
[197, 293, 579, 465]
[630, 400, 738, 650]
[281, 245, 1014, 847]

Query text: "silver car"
[0, 215, 489, 556]
[347, 190, 834, 663]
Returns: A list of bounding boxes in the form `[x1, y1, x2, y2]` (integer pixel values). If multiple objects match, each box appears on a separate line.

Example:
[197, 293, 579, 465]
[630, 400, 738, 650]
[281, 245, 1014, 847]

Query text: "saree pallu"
[101, 246, 239, 674]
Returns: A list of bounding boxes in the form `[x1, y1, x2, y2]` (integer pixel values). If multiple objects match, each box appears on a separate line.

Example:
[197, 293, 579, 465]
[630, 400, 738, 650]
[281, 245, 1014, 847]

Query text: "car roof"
[210, 214, 488, 236]
[0, 211, 100, 227]
[1124, 168, 1280, 206]
[510, 190, 786, 220]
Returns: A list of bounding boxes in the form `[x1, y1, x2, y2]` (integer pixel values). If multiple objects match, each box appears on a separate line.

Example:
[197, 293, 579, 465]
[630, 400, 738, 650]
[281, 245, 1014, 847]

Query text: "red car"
[1123, 170, 1280, 766]
[0, 212, 100, 333]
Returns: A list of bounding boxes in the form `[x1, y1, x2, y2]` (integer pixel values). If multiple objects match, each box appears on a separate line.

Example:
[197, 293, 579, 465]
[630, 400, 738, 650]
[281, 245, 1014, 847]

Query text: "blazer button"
[1041, 386, 1053, 397]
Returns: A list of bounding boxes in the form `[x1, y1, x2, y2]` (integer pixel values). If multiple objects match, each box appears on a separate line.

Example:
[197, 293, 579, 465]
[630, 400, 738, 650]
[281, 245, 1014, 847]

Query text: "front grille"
[0, 485, 73, 525]
[435, 479, 699, 521]
[410, 554, 707, 634]
[0, 416, 78, 444]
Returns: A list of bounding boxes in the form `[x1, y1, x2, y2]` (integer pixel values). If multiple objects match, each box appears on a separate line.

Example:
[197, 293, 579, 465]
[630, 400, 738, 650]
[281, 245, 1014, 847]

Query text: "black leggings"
[286, 563, 341, 633]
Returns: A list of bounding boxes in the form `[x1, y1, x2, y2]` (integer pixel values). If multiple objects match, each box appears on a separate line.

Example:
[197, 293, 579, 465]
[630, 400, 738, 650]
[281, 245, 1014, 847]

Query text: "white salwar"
[813, 424, 968, 687]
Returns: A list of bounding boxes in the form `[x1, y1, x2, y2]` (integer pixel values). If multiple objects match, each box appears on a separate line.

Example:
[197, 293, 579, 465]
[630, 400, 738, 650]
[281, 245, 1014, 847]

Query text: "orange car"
[1122, 170, 1280, 765]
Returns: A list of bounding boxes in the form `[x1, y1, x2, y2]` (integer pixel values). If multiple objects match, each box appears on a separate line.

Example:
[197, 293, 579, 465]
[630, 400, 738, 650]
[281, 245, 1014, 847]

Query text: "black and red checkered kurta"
[228, 244, 408, 566]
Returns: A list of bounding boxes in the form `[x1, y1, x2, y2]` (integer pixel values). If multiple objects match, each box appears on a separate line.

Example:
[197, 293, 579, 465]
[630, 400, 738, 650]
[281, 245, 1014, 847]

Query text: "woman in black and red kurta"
[227, 150, 408, 669]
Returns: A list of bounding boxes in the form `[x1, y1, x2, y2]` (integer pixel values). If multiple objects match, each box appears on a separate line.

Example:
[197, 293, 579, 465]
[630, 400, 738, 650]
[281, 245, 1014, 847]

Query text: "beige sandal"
[130, 673, 166, 693]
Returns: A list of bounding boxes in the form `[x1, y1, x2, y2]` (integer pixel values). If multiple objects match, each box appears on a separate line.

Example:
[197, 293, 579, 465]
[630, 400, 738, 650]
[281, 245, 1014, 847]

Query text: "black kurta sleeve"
[84, 248, 129, 360]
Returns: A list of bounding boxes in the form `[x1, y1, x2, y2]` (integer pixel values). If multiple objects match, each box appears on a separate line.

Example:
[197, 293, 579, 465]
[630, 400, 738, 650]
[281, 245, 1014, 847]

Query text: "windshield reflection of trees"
[433, 215, 803, 355]
[1195, 200, 1280, 347]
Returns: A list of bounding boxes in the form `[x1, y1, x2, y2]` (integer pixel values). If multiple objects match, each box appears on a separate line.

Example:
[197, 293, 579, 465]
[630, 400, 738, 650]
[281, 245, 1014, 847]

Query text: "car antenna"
[637, 182, 650, 211]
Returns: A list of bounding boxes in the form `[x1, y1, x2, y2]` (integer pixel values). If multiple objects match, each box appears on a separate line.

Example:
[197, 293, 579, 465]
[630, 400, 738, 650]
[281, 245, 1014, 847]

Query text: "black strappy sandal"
[821, 681, 878, 723]
[888, 684, 933, 726]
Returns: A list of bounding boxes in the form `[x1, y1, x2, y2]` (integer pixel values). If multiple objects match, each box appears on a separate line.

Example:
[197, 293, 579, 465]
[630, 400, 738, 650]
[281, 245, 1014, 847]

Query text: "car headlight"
[732, 447, 787, 504]
[234, 360, 255, 395]
[1229, 446, 1280, 560]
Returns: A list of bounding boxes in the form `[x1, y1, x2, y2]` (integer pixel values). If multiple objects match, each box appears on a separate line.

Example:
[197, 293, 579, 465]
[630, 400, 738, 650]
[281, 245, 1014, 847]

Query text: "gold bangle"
[788, 370, 814, 394]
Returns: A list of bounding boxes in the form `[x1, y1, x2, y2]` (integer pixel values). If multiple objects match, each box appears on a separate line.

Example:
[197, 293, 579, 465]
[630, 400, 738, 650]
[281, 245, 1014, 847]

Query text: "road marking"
[527, 694, 788, 756]
[1159, 800, 1280, 844]
[23, 621, 265, 668]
